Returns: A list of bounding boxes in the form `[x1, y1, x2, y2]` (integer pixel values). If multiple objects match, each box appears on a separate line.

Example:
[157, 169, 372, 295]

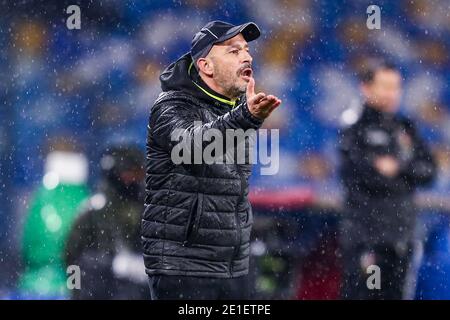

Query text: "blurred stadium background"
[1, 0, 450, 299]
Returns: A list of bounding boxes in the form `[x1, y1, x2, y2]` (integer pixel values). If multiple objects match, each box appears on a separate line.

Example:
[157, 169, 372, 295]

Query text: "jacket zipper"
[229, 164, 245, 276]
[183, 195, 199, 246]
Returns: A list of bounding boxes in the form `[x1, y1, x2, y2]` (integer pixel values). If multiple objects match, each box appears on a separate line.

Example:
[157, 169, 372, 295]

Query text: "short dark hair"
[358, 58, 399, 84]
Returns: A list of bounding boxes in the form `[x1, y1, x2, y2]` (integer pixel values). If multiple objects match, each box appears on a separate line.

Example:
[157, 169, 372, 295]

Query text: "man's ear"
[197, 57, 214, 77]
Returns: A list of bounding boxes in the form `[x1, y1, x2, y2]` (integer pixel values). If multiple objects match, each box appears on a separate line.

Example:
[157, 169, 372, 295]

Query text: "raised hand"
[246, 77, 281, 120]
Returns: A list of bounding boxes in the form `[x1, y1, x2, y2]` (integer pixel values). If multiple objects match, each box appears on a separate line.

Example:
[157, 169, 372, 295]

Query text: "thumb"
[246, 77, 255, 98]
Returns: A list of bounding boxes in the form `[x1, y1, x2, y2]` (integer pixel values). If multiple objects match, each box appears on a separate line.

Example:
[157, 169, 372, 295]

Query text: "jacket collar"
[362, 103, 396, 122]
[188, 61, 238, 108]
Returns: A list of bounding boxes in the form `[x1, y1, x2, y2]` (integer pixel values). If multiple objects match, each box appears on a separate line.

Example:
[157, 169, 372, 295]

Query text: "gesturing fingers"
[266, 95, 282, 110]
[268, 98, 282, 113]
[245, 78, 282, 119]
[257, 95, 281, 110]
[246, 77, 256, 98]
[252, 92, 266, 104]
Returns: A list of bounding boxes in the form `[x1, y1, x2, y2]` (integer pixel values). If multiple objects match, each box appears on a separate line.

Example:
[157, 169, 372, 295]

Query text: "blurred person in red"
[338, 59, 436, 299]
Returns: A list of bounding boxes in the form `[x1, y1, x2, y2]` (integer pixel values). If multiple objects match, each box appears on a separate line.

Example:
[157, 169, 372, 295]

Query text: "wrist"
[242, 102, 264, 126]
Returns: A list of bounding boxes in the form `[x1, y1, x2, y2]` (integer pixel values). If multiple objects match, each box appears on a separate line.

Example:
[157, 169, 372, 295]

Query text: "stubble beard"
[214, 66, 247, 100]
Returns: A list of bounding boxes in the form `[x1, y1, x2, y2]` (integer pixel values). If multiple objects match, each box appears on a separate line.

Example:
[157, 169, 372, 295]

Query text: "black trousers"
[339, 242, 414, 300]
[148, 275, 250, 300]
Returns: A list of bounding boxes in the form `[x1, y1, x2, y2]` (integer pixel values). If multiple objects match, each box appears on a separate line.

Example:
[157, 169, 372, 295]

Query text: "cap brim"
[216, 22, 261, 44]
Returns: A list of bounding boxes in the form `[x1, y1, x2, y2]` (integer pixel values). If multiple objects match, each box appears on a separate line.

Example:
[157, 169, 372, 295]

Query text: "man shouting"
[142, 21, 281, 300]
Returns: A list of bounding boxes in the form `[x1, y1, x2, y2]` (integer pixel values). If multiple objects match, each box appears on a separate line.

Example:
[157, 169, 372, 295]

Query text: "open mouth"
[240, 68, 252, 80]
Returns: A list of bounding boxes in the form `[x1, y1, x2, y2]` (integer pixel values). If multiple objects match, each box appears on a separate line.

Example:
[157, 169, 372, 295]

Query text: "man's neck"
[365, 102, 391, 114]
[198, 73, 236, 100]
[364, 103, 396, 121]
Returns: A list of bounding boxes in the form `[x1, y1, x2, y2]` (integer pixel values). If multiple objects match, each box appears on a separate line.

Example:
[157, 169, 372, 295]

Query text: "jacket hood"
[159, 52, 239, 108]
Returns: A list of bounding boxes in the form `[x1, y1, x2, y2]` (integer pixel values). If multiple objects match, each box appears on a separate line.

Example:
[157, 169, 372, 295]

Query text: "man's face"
[362, 69, 402, 113]
[201, 34, 253, 98]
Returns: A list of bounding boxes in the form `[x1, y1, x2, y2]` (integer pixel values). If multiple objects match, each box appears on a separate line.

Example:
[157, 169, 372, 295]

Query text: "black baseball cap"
[191, 20, 261, 65]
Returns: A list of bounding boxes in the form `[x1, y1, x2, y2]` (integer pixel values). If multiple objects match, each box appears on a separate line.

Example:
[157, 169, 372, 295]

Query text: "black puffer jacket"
[339, 105, 436, 246]
[142, 53, 264, 278]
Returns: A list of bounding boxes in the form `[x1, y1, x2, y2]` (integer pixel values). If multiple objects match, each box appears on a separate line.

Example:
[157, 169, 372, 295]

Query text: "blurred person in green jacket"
[18, 138, 89, 299]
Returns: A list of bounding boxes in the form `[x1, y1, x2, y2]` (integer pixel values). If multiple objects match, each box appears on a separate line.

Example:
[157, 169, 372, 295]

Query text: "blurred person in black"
[143, 21, 281, 300]
[65, 146, 148, 299]
[338, 59, 436, 299]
